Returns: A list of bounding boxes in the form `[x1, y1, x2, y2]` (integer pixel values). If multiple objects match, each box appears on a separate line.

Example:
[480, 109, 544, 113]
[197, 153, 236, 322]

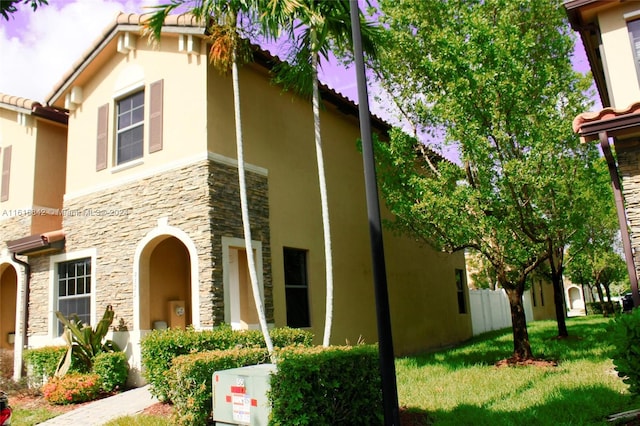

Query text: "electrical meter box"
[212, 364, 277, 425]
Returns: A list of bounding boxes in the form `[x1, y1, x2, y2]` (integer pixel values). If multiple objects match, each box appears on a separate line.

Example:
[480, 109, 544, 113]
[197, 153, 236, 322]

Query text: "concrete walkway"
[38, 385, 159, 425]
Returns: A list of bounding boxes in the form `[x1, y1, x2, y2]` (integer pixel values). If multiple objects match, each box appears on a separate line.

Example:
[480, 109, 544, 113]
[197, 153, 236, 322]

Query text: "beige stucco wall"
[207, 61, 472, 354]
[62, 33, 207, 197]
[529, 277, 556, 321]
[598, 2, 640, 108]
[0, 108, 37, 211]
[0, 108, 67, 235]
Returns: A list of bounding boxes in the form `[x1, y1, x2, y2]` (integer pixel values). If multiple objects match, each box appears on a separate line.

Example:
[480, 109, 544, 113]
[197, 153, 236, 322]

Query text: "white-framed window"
[628, 18, 640, 85]
[50, 249, 97, 337]
[96, 79, 163, 171]
[116, 90, 144, 165]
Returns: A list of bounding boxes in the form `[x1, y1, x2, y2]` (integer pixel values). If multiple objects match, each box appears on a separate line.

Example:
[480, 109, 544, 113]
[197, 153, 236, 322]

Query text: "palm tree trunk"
[231, 47, 274, 356]
[311, 47, 334, 348]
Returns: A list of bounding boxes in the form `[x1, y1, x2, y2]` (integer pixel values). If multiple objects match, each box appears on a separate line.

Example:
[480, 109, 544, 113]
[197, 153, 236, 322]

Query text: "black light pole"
[349, 1, 400, 424]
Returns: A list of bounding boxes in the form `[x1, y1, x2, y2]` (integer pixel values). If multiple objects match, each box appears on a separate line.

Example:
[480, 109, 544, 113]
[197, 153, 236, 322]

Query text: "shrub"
[56, 305, 120, 376]
[93, 352, 129, 392]
[141, 325, 313, 401]
[610, 308, 640, 394]
[23, 346, 67, 385]
[588, 301, 621, 316]
[270, 345, 383, 425]
[168, 347, 269, 425]
[42, 372, 102, 404]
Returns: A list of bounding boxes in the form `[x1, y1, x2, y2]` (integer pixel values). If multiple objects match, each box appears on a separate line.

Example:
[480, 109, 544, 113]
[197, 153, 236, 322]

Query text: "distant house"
[0, 13, 472, 384]
[566, 0, 640, 305]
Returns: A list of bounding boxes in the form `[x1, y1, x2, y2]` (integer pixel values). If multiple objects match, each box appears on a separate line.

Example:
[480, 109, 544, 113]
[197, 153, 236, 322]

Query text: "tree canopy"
[1, 0, 47, 21]
[373, 0, 602, 359]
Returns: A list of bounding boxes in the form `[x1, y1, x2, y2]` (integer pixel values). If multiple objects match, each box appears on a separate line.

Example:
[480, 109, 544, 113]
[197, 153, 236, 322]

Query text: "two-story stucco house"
[0, 13, 472, 384]
[566, 0, 640, 307]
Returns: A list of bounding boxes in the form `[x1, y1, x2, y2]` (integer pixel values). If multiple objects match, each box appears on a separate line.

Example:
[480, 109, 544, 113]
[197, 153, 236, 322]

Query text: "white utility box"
[212, 364, 277, 425]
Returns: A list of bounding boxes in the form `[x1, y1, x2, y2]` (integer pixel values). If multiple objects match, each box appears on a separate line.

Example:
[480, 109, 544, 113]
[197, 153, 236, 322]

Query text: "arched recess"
[0, 263, 18, 377]
[133, 221, 200, 330]
[568, 286, 584, 310]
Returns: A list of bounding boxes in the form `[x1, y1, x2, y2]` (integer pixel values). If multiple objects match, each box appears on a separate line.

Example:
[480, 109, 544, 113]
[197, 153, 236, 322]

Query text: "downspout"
[599, 131, 640, 307]
[11, 252, 29, 378]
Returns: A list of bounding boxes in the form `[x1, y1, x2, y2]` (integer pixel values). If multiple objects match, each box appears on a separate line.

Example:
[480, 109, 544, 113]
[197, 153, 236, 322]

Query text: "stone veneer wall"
[24, 157, 271, 336]
[208, 160, 272, 323]
[0, 216, 46, 337]
[615, 147, 640, 277]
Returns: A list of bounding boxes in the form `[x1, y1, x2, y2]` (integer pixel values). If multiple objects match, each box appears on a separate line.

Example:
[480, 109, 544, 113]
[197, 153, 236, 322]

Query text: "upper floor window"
[116, 91, 144, 165]
[629, 19, 640, 82]
[95, 79, 163, 171]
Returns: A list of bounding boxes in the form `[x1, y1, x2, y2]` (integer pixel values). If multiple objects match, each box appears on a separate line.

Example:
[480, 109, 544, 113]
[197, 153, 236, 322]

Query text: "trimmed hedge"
[168, 347, 270, 425]
[93, 351, 129, 391]
[23, 346, 66, 385]
[140, 325, 313, 401]
[270, 345, 383, 425]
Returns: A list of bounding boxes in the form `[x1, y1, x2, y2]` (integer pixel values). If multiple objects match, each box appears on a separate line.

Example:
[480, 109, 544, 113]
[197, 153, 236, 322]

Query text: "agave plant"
[55, 305, 120, 377]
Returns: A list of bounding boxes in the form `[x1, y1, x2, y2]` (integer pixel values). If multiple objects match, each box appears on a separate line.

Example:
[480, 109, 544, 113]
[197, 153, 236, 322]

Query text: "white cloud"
[0, 0, 158, 102]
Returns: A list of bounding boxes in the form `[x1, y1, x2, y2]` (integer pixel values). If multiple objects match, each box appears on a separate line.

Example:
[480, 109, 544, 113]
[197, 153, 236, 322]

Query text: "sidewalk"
[38, 385, 158, 425]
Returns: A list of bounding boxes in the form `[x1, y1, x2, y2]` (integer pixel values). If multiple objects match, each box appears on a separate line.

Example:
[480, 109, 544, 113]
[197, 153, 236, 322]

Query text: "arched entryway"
[138, 236, 192, 330]
[0, 264, 17, 378]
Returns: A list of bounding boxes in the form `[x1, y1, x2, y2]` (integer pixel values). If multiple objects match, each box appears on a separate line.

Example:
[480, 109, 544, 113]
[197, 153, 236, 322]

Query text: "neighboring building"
[566, 0, 640, 306]
[0, 95, 67, 378]
[0, 14, 472, 383]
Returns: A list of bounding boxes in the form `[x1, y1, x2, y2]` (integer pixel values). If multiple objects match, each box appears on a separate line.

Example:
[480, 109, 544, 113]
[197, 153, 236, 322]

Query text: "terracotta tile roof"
[0, 93, 68, 124]
[573, 102, 640, 142]
[0, 93, 41, 111]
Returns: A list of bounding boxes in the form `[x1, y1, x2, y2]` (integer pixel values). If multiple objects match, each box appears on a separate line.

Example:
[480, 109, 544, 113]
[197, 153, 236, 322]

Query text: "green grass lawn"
[396, 315, 639, 425]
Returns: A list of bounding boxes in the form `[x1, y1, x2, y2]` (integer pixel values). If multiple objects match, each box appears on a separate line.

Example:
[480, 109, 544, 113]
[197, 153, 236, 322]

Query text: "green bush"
[610, 308, 640, 394]
[270, 345, 383, 425]
[140, 325, 313, 401]
[42, 372, 102, 404]
[23, 346, 67, 384]
[588, 301, 621, 316]
[167, 347, 269, 425]
[93, 352, 129, 392]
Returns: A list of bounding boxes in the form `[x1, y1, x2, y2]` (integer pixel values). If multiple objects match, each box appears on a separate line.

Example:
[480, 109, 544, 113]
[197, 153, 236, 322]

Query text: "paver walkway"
[38, 385, 158, 425]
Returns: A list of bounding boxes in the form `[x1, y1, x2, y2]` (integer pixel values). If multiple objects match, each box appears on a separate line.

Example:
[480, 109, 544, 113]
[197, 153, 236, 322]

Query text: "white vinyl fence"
[469, 289, 534, 336]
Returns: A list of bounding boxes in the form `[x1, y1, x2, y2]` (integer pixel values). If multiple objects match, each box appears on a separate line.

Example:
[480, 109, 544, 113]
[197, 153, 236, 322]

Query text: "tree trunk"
[594, 282, 608, 316]
[604, 283, 612, 302]
[310, 35, 334, 348]
[505, 286, 533, 360]
[231, 47, 274, 355]
[548, 248, 568, 337]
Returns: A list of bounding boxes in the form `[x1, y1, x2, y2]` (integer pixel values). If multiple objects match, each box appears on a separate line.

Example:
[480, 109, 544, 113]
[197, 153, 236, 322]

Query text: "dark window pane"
[286, 288, 310, 328]
[284, 248, 310, 328]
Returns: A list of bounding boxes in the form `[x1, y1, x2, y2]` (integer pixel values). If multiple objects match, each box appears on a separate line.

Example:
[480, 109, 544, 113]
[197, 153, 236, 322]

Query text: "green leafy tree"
[0, 0, 47, 21]
[260, 0, 380, 346]
[145, 0, 275, 355]
[373, 0, 597, 359]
